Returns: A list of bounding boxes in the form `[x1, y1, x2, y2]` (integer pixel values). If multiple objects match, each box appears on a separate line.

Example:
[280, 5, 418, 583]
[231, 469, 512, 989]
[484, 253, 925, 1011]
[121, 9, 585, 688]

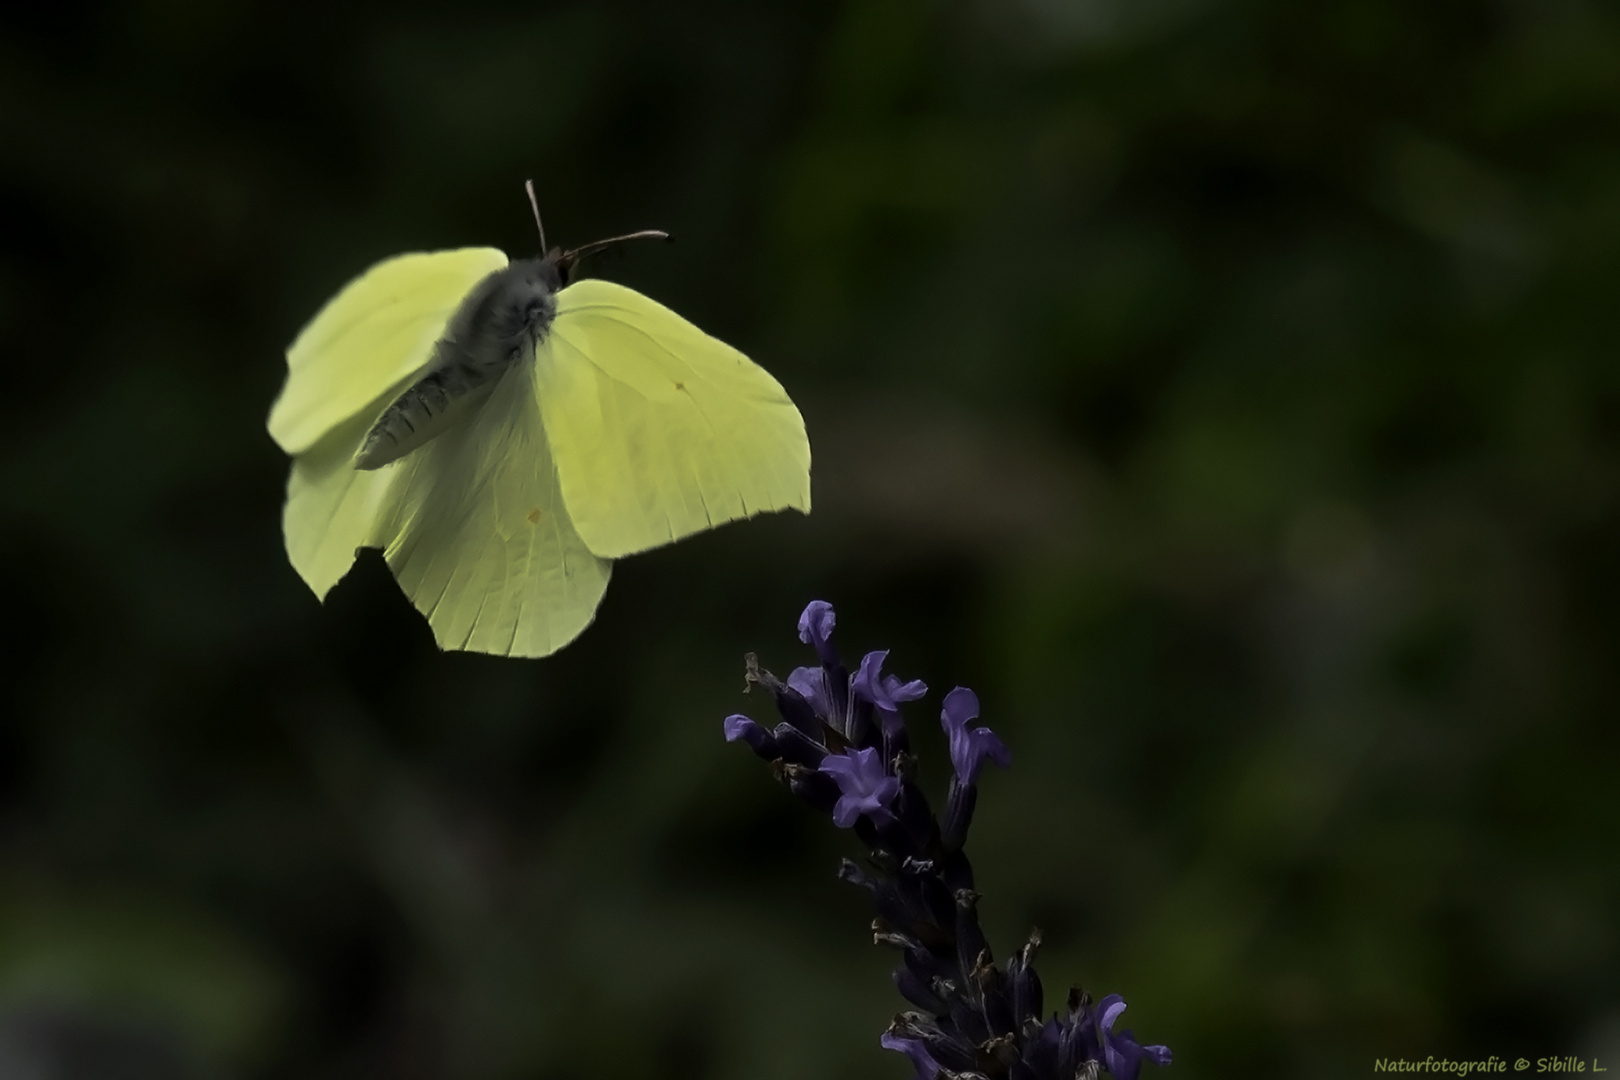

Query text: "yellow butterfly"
[267, 185, 811, 658]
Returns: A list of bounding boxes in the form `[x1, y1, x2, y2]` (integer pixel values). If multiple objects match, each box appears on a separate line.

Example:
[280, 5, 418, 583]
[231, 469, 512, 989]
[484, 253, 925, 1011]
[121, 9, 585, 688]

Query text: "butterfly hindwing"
[375, 358, 612, 657]
[283, 398, 404, 600]
[538, 279, 811, 560]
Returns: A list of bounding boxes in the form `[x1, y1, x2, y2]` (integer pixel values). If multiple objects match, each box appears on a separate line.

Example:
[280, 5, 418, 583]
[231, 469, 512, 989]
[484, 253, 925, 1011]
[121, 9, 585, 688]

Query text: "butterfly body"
[268, 239, 811, 658]
[355, 256, 565, 469]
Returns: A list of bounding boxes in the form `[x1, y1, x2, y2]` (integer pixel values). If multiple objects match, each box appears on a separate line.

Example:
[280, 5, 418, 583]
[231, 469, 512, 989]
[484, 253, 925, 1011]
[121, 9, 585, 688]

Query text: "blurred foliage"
[2, 0, 1619, 1077]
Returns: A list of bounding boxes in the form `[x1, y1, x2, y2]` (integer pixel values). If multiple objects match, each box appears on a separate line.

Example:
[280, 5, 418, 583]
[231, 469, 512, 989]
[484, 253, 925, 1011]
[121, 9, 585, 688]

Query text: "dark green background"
[2, 1, 1617, 1077]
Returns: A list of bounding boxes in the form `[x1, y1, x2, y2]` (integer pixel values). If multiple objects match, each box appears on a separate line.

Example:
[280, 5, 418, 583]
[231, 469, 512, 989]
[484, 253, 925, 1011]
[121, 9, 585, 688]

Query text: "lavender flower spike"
[818, 746, 900, 828]
[723, 602, 1170, 1080]
[798, 600, 838, 664]
[851, 650, 928, 736]
[940, 686, 1011, 786]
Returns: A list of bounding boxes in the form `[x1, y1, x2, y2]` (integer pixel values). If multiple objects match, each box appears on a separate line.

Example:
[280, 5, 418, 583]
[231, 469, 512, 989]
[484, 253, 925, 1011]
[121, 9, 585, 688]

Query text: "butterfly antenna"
[566, 229, 672, 264]
[524, 179, 547, 252]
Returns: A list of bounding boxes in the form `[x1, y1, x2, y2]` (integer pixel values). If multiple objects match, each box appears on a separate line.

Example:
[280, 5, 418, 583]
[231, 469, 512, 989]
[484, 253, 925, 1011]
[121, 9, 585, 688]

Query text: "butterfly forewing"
[270, 247, 509, 456]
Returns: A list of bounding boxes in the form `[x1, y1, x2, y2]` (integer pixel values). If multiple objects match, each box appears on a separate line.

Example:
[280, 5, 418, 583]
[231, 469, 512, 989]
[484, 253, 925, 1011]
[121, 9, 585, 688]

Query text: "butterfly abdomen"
[353, 257, 563, 470]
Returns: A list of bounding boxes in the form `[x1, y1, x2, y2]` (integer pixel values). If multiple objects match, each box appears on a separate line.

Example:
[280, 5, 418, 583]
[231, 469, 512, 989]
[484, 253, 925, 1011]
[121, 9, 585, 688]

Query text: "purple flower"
[723, 714, 768, 749]
[818, 746, 900, 828]
[797, 600, 838, 664]
[851, 650, 928, 735]
[786, 665, 834, 722]
[940, 687, 1011, 786]
[880, 1032, 942, 1080]
[1097, 995, 1173, 1080]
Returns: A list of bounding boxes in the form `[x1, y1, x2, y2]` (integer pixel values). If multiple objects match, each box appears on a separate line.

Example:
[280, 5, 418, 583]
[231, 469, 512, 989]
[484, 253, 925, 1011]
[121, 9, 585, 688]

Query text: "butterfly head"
[486, 258, 563, 340]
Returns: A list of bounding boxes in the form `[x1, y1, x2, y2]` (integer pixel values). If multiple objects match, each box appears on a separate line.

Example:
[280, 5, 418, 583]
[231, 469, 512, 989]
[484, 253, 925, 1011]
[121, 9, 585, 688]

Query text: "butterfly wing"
[276, 245, 609, 657]
[269, 247, 509, 455]
[537, 279, 811, 559]
[374, 358, 612, 657]
[283, 403, 402, 601]
[282, 353, 611, 657]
